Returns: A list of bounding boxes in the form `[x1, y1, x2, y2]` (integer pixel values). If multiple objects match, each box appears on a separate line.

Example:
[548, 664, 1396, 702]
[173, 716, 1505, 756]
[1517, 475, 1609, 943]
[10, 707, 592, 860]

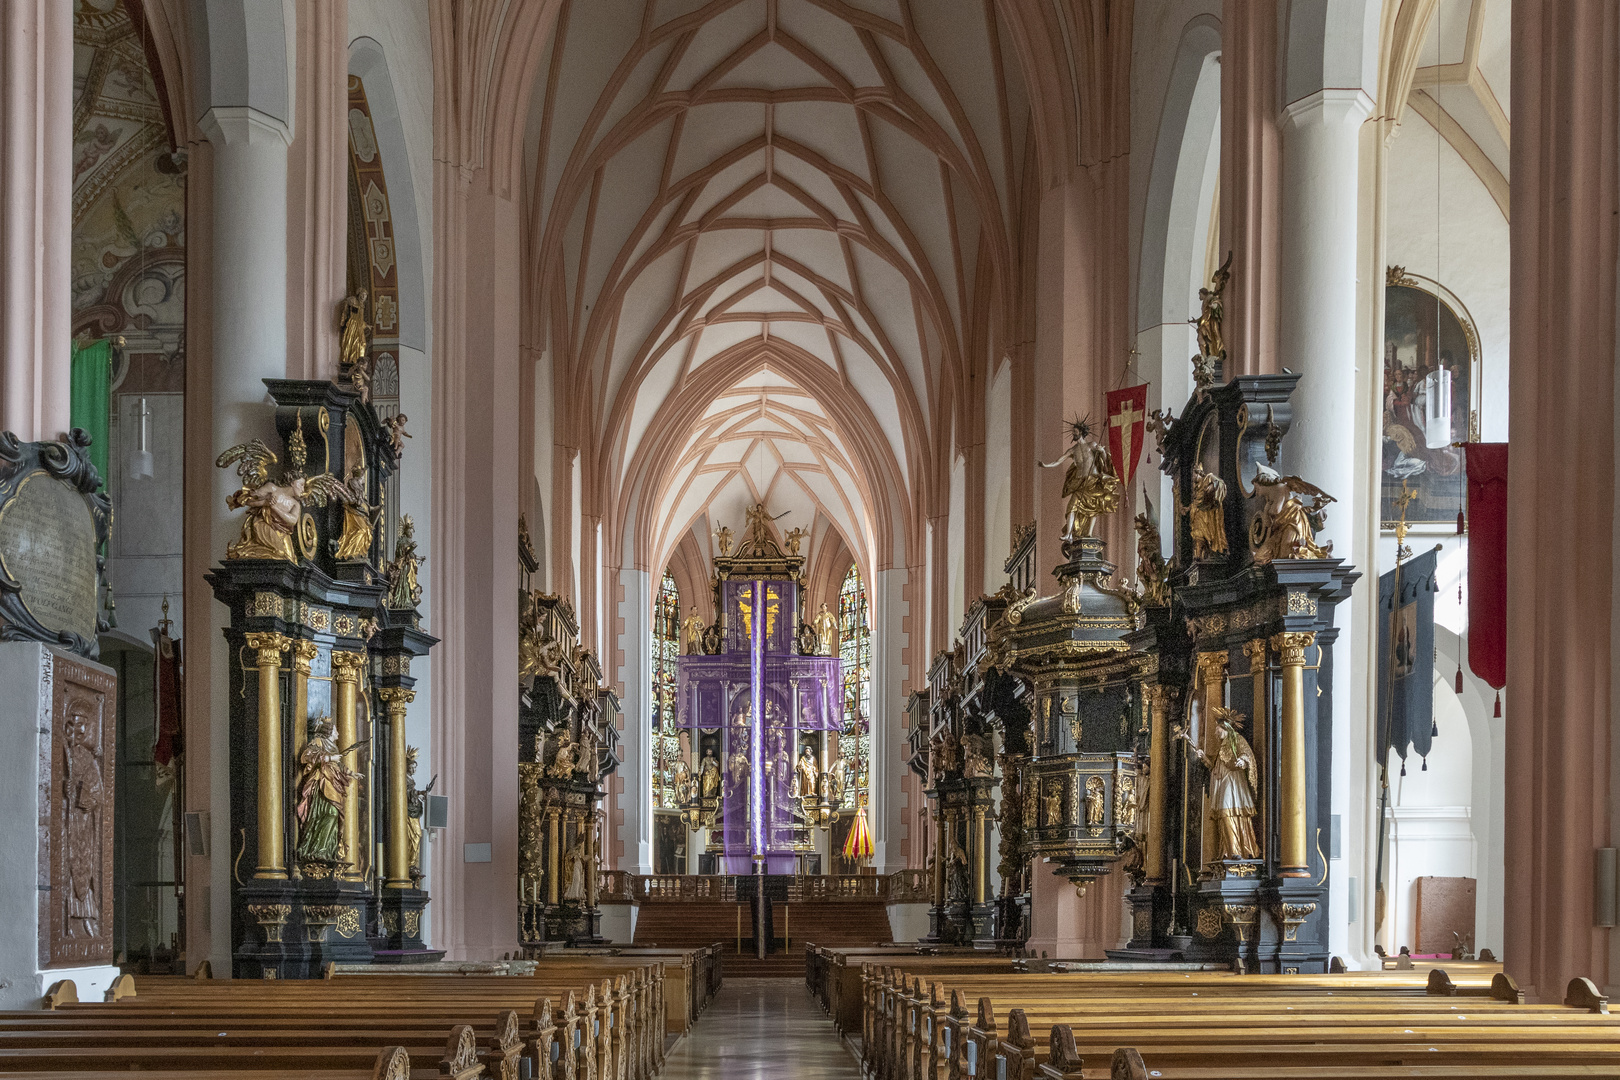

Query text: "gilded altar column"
[971, 805, 987, 906]
[931, 805, 946, 906]
[1144, 684, 1169, 883]
[586, 808, 600, 908]
[546, 806, 561, 905]
[1194, 651, 1226, 868]
[330, 650, 367, 879]
[290, 640, 319, 760]
[1270, 632, 1315, 876]
[1243, 639, 1270, 858]
[245, 632, 289, 879]
[379, 688, 415, 888]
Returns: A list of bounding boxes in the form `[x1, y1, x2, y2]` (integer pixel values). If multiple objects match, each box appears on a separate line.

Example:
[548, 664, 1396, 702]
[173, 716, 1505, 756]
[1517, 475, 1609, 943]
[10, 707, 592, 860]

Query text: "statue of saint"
[338, 290, 372, 374]
[680, 605, 707, 655]
[1251, 464, 1334, 562]
[563, 839, 588, 902]
[1042, 779, 1065, 826]
[811, 602, 839, 656]
[404, 746, 435, 881]
[1134, 509, 1170, 606]
[62, 706, 105, 936]
[726, 746, 749, 797]
[1084, 775, 1106, 826]
[1039, 418, 1121, 541]
[1188, 462, 1228, 559]
[295, 716, 362, 865]
[1114, 771, 1139, 832]
[795, 744, 820, 799]
[385, 515, 425, 609]
[673, 757, 694, 805]
[1178, 709, 1260, 861]
[547, 728, 578, 779]
[743, 502, 784, 553]
[1190, 252, 1231, 361]
[698, 747, 722, 799]
[962, 732, 992, 778]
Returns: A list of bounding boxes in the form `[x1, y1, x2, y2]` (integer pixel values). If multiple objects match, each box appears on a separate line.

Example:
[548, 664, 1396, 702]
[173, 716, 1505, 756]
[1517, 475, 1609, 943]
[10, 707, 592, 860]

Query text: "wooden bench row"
[862, 963, 1620, 1080]
[0, 954, 685, 1079]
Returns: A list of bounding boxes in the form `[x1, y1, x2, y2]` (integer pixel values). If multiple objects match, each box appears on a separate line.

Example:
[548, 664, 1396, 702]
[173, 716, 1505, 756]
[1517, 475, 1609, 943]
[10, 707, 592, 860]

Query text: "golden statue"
[547, 728, 578, 779]
[1190, 252, 1231, 362]
[743, 502, 786, 554]
[811, 602, 839, 656]
[1188, 462, 1228, 559]
[783, 526, 807, 555]
[680, 605, 707, 656]
[294, 717, 364, 864]
[330, 463, 379, 561]
[404, 746, 434, 878]
[384, 516, 424, 609]
[338, 289, 372, 374]
[715, 525, 734, 557]
[1114, 772, 1138, 830]
[1251, 464, 1335, 562]
[672, 757, 695, 805]
[1179, 708, 1260, 861]
[795, 744, 820, 799]
[698, 747, 722, 799]
[1084, 775, 1106, 826]
[1042, 779, 1065, 826]
[1039, 418, 1121, 541]
[216, 433, 349, 562]
[1134, 505, 1170, 606]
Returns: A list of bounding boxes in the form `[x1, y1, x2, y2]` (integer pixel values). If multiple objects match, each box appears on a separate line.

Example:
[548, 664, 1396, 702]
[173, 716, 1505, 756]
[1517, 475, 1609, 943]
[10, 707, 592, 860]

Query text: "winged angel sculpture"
[1250, 463, 1335, 562]
[216, 436, 353, 563]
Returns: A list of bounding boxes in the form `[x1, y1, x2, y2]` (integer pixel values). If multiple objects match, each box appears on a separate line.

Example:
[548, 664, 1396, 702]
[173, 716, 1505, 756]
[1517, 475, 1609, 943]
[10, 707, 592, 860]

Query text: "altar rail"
[598, 870, 928, 904]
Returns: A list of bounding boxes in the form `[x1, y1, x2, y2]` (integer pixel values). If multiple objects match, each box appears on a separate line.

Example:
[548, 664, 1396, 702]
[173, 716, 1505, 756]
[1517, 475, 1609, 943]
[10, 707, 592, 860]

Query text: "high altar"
[673, 509, 842, 874]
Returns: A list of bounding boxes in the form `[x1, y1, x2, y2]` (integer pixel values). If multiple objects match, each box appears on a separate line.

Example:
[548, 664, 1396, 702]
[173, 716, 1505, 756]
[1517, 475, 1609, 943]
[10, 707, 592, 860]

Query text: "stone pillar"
[1272, 632, 1316, 877]
[1219, 0, 1281, 377]
[1505, 0, 1618, 1002]
[1144, 684, 1169, 883]
[0, 1, 72, 440]
[245, 633, 289, 880]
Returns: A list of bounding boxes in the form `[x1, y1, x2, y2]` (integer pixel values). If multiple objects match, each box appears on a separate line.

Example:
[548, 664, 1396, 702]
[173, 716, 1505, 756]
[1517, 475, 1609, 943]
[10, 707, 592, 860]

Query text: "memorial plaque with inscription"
[39, 650, 116, 968]
[0, 431, 111, 658]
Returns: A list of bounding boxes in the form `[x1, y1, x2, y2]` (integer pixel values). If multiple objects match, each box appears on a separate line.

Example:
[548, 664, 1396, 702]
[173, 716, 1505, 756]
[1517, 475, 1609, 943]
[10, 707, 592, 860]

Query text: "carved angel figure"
[1084, 775, 1106, 826]
[783, 526, 807, 555]
[382, 413, 411, 458]
[1251, 464, 1335, 562]
[715, 525, 734, 557]
[216, 439, 349, 563]
[1039, 418, 1121, 541]
[1179, 708, 1260, 861]
[547, 728, 578, 779]
[1188, 462, 1228, 560]
[1190, 253, 1231, 362]
[330, 462, 379, 562]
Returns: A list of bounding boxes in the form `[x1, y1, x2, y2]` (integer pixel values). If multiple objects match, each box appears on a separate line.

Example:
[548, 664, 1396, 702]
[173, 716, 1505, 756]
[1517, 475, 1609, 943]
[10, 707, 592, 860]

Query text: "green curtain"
[69, 338, 112, 485]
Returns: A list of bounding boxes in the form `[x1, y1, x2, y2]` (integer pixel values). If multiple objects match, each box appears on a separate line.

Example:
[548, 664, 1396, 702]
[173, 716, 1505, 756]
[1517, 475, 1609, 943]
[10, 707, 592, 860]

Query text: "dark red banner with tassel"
[1463, 443, 1507, 698]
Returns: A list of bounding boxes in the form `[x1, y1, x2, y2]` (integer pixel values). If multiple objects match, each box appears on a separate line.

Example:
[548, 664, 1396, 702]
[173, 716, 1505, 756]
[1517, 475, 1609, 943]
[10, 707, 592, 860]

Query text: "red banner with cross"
[1106, 384, 1150, 489]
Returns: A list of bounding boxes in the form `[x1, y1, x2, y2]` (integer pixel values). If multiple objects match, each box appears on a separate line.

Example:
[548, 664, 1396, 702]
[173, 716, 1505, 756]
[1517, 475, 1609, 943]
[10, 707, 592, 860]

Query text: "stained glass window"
[838, 565, 872, 798]
[651, 571, 682, 809]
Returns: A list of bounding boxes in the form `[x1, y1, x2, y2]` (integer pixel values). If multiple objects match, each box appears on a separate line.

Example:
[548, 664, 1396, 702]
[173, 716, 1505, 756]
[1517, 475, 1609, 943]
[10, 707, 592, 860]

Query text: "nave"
[659, 979, 860, 1080]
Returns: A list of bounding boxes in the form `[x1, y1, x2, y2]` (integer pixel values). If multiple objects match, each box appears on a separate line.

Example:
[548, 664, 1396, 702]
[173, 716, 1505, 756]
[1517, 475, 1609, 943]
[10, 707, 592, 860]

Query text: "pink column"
[429, 160, 523, 961]
[1026, 866, 1125, 959]
[1219, 0, 1281, 378]
[1504, 0, 1618, 1002]
[284, 0, 349, 382]
[0, 0, 72, 440]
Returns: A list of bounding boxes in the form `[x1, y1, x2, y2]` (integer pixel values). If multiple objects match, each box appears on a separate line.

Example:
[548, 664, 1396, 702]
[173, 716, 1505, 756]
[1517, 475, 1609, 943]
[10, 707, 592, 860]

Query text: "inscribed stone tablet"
[0, 472, 98, 644]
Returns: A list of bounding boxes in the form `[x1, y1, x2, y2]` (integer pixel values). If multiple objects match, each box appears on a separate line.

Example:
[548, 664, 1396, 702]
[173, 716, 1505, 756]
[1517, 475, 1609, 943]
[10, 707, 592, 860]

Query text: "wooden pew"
[864, 964, 1620, 1080]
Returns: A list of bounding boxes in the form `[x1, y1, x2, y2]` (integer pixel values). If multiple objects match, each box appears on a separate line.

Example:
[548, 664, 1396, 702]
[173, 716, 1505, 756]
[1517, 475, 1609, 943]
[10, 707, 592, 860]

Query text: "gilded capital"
[1194, 650, 1227, 686]
[330, 650, 367, 682]
[1242, 638, 1268, 672]
[1269, 631, 1316, 666]
[291, 638, 319, 675]
[244, 632, 288, 667]
[378, 687, 416, 715]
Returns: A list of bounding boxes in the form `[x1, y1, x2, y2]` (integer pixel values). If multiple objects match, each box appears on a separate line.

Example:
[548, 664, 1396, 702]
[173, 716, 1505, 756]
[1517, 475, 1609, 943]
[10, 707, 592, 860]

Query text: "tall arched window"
[838, 565, 872, 797]
[651, 571, 681, 809]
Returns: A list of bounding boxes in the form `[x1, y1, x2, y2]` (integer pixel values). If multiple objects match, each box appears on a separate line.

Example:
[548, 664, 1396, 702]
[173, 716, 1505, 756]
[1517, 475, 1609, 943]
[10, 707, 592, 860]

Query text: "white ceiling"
[528, 0, 1029, 572]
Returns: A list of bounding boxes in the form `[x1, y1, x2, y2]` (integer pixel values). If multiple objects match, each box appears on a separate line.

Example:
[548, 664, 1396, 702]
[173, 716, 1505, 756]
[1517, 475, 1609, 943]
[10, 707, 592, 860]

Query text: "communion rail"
[599, 870, 929, 903]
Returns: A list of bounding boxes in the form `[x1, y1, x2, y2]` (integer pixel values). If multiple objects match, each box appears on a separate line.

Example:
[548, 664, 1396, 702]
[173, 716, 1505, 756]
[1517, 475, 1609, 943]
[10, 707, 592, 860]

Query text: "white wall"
[871, 567, 910, 873]
[616, 568, 654, 874]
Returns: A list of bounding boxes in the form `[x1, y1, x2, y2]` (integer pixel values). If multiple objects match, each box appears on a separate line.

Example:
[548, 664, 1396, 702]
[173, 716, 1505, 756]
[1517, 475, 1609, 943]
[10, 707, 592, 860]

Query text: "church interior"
[0, 0, 1613, 1074]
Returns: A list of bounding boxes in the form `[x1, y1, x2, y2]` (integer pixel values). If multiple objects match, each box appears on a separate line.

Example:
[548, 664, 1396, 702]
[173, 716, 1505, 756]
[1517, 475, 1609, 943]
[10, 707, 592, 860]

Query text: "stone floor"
[661, 978, 861, 1079]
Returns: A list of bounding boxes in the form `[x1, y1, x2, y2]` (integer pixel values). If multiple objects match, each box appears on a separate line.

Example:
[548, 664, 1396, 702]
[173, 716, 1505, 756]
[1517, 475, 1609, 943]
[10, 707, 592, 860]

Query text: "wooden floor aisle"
[659, 978, 859, 1079]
